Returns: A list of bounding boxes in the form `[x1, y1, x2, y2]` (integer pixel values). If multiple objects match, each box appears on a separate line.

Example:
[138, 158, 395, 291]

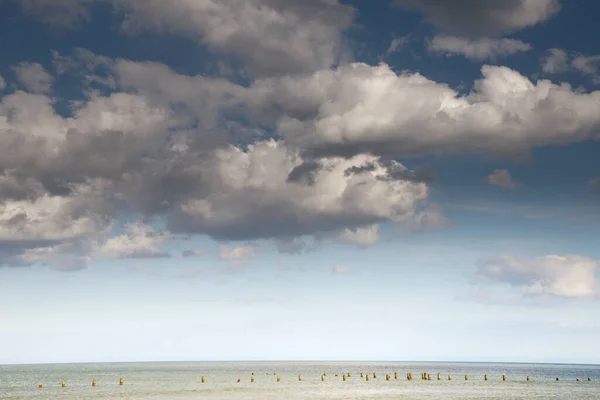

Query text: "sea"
[1, 361, 599, 399]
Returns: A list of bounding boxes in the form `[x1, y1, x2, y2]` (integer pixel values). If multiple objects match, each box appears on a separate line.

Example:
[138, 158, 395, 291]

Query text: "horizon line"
[2, 359, 599, 367]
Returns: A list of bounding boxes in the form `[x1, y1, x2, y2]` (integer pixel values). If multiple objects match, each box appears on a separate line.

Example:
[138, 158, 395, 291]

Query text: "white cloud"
[98, 222, 171, 259]
[483, 169, 518, 189]
[219, 245, 256, 261]
[394, 0, 561, 37]
[11, 62, 54, 94]
[332, 264, 351, 275]
[250, 62, 600, 159]
[428, 36, 531, 61]
[475, 254, 599, 299]
[338, 224, 379, 247]
[541, 48, 569, 74]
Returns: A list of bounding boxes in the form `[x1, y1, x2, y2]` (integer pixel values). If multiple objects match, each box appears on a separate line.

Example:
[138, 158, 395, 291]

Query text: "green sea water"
[1, 361, 599, 399]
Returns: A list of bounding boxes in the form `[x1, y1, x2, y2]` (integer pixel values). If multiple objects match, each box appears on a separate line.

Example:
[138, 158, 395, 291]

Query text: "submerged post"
[277, 376, 281, 382]
[39, 383, 43, 389]
[394, 371, 398, 379]
[465, 374, 468, 381]
[298, 374, 302, 381]
[120, 378, 124, 386]
[201, 376, 205, 383]
[484, 374, 488, 381]
[437, 373, 441, 381]
[343, 374, 346, 381]
[502, 375, 506, 382]
[92, 379, 97, 387]
[526, 376, 530, 381]
[62, 380, 66, 388]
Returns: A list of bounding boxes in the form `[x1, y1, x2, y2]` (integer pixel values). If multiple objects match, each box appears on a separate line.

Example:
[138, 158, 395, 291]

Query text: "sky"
[0, 0, 600, 365]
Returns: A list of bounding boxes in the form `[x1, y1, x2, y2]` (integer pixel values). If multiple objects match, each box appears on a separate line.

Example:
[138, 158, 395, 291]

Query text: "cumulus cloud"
[5, 42, 600, 271]
[251, 62, 600, 159]
[541, 48, 569, 74]
[11, 62, 54, 94]
[475, 254, 599, 299]
[98, 222, 171, 258]
[483, 169, 519, 189]
[113, 0, 355, 78]
[394, 0, 561, 37]
[428, 36, 531, 61]
[338, 224, 379, 247]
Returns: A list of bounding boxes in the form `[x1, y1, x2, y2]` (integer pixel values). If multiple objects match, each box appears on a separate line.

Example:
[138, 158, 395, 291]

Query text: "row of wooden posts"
[38, 373, 592, 388]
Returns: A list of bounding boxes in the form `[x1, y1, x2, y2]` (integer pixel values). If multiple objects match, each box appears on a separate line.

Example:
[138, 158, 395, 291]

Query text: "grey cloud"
[589, 178, 600, 190]
[483, 169, 518, 189]
[428, 36, 531, 61]
[16, 0, 90, 29]
[286, 161, 322, 186]
[394, 0, 561, 37]
[273, 237, 306, 254]
[11, 62, 54, 94]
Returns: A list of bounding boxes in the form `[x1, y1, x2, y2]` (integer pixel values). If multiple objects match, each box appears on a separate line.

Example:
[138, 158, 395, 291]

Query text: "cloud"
[483, 169, 519, 189]
[332, 264, 351, 275]
[394, 0, 561, 37]
[218, 245, 257, 261]
[428, 36, 531, 61]
[541, 48, 600, 84]
[338, 224, 379, 247]
[475, 254, 599, 299]
[0, 75, 5, 91]
[273, 237, 307, 254]
[590, 178, 600, 190]
[113, 0, 356, 78]
[251, 62, 600, 159]
[384, 35, 411, 57]
[11, 62, 54, 94]
[541, 48, 569, 74]
[572, 54, 600, 84]
[98, 222, 171, 259]
[17, 0, 90, 29]
[181, 249, 206, 258]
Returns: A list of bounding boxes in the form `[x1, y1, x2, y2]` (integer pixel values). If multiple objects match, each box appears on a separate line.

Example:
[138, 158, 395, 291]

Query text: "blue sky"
[1, 0, 600, 365]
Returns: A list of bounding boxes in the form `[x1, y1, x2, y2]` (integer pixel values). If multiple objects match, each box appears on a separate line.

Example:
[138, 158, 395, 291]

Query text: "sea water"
[1, 361, 599, 399]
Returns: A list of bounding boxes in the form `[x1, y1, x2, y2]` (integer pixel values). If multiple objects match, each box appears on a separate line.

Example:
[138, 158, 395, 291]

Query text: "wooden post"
[277, 376, 281, 382]
[92, 379, 97, 387]
[201, 376, 205, 383]
[484, 374, 488, 381]
[120, 378, 124, 386]
[39, 383, 43, 389]
[502, 375, 506, 382]
[465, 374, 468, 381]
[298, 374, 302, 381]
[437, 373, 441, 381]
[62, 380, 66, 388]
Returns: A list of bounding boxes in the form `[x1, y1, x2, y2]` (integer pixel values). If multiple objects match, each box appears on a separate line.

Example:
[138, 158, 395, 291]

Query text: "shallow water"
[1, 361, 599, 399]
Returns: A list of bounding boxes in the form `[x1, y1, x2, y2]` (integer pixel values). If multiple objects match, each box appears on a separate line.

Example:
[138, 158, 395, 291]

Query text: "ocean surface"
[1, 361, 599, 399]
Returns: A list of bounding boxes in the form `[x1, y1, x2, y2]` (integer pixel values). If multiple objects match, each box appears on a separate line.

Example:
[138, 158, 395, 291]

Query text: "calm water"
[1, 361, 599, 399]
